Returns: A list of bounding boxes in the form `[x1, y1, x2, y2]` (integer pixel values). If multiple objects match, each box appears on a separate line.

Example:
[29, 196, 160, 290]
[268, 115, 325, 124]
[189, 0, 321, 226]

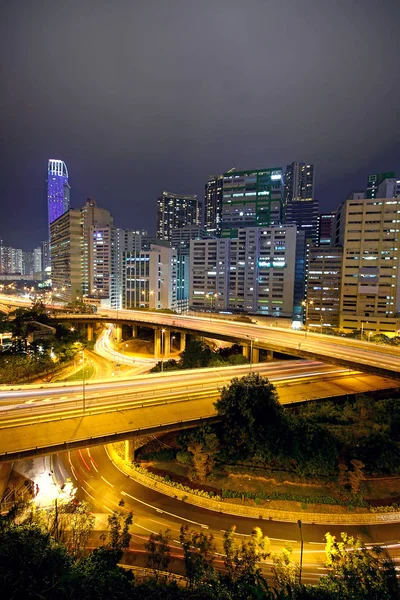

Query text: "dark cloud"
[1, 0, 399, 249]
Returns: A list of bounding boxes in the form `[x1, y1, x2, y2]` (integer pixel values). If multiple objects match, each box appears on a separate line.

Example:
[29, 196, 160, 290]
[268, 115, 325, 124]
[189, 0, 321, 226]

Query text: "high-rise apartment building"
[338, 197, 400, 335]
[33, 247, 42, 273]
[189, 238, 230, 311]
[284, 162, 319, 243]
[22, 252, 33, 276]
[41, 241, 50, 271]
[205, 175, 223, 235]
[47, 160, 70, 233]
[50, 209, 82, 303]
[375, 177, 400, 199]
[171, 225, 208, 312]
[367, 172, 395, 199]
[307, 246, 343, 329]
[0, 245, 23, 275]
[221, 168, 284, 237]
[157, 192, 201, 241]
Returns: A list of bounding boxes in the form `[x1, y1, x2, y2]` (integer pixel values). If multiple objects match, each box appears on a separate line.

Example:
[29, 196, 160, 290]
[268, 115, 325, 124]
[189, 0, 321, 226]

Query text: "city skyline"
[1, 0, 399, 250]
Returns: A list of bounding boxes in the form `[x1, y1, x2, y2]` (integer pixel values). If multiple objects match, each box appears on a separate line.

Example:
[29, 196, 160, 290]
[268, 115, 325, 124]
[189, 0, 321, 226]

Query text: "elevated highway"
[0, 361, 398, 462]
[55, 308, 400, 379]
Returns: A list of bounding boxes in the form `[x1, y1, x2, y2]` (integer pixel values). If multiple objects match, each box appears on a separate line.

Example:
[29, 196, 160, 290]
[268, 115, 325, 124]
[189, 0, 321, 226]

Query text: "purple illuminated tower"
[47, 159, 70, 234]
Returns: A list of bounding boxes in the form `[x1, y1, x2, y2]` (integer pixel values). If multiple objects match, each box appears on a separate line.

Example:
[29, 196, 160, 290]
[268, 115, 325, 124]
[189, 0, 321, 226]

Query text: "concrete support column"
[114, 324, 122, 343]
[242, 343, 250, 360]
[131, 325, 138, 338]
[154, 329, 161, 359]
[87, 324, 93, 342]
[266, 350, 274, 361]
[125, 439, 135, 462]
[163, 331, 170, 358]
[252, 347, 260, 364]
[179, 332, 186, 352]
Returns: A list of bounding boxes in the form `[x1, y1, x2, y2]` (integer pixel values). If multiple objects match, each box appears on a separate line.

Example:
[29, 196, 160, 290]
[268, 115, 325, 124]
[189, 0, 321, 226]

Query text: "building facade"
[189, 238, 230, 311]
[205, 174, 223, 236]
[317, 213, 336, 246]
[284, 162, 319, 243]
[157, 192, 201, 241]
[367, 172, 396, 199]
[0, 245, 23, 275]
[221, 168, 284, 237]
[339, 197, 400, 335]
[307, 246, 343, 329]
[47, 159, 70, 233]
[50, 209, 82, 302]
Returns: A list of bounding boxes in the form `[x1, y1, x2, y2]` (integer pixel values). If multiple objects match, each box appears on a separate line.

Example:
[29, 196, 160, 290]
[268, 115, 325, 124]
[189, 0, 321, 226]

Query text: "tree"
[104, 508, 133, 551]
[179, 338, 213, 369]
[0, 523, 73, 599]
[222, 525, 270, 589]
[187, 430, 219, 480]
[144, 529, 172, 580]
[57, 500, 95, 559]
[348, 459, 365, 494]
[214, 373, 288, 459]
[319, 532, 399, 599]
[179, 524, 216, 587]
[272, 544, 299, 591]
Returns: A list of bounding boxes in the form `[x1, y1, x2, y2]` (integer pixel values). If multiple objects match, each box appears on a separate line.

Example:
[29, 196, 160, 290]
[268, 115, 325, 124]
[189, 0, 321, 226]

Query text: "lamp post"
[360, 321, 368, 340]
[82, 348, 86, 414]
[298, 519, 304, 585]
[301, 299, 314, 338]
[161, 328, 165, 372]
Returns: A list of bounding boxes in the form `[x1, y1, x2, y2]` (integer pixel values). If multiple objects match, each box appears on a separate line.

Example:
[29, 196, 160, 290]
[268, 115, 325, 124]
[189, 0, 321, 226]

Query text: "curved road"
[53, 446, 400, 585]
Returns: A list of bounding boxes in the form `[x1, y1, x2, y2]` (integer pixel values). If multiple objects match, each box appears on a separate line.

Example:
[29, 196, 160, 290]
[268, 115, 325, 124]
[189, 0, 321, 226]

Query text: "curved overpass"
[57, 308, 400, 379]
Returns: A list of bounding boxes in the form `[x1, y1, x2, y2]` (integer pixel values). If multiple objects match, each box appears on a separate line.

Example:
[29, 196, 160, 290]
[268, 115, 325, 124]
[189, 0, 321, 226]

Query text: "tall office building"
[190, 225, 298, 316]
[33, 247, 42, 273]
[367, 172, 395, 199]
[375, 177, 400, 199]
[171, 225, 208, 312]
[338, 197, 400, 335]
[47, 159, 70, 234]
[306, 246, 343, 329]
[157, 192, 201, 242]
[123, 243, 177, 311]
[41, 240, 50, 271]
[221, 167, 284, 237]
[205, 175, 223, 235]
[284, 162, 318, 243]
[81, 198, 114, 297]
[22, 252, 34, 276]
[50, 209, 83, 302]
[317, 213, 336, 246]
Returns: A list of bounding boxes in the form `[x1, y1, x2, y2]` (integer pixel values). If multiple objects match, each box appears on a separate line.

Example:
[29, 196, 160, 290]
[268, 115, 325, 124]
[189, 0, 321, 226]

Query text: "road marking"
[103, 505, 114, 513]
[101, 476, 114, 487]
[82, 486, 95, 500]
[121, 490, 209, 528]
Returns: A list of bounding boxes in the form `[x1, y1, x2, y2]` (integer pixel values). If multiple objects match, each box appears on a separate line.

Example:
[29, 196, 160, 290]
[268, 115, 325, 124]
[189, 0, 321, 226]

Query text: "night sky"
[1, 0, 399, 250]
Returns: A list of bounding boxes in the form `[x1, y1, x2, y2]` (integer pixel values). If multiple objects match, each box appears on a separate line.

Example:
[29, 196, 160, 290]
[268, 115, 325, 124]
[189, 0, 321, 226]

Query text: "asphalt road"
[53, 445, 400, 585]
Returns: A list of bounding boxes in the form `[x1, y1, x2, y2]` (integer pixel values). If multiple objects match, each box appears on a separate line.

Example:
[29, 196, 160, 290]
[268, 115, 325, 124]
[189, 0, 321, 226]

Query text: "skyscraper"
[157, 192, 201, 242]
[47, 160, 70, 234]
[284, 162, 319, 243]
[205, 175, 223, 235]
[221, 167, 284, 237]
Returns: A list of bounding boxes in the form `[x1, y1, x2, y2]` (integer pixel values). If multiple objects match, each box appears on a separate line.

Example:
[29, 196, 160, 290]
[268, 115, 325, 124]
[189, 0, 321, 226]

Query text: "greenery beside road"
[151, 337, 248, 372]
[1, 493, 399, 599]
[0, 302, 88, 384]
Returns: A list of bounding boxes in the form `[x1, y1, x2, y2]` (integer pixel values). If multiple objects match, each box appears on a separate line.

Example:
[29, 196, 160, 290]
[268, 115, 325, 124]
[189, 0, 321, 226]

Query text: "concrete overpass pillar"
[125, 439, 135, 462]
[154, 329, 161, 359]
[179, 332, 186, 352]
[163, 331, 170, 358]
[242, 343, 250, 360]
[87, 324, 93, 342]
[252, 347, 260, 364]
[266, 350, 274, 361]
[114, 324, 122, 343]
[131, 325, 138, 338]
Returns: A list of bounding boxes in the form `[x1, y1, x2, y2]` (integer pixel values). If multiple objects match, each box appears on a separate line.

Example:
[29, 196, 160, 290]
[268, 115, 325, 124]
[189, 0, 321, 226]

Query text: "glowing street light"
[301, 299, 314, 338]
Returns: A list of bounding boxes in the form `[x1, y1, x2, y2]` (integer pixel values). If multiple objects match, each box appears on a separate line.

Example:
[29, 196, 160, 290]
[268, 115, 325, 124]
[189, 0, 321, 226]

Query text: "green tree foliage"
[104, 508, 133, 551]
[222, 525, 270, 590]
[144, 529, 172, 580]
[186, 427, 219, 481]
[272, 544, 299, 591]
[318, 532, 399, 600]
[0, 523, 73, 599]
[179, 338, 214, 369]
[215, 373, 288, 460]
[179, 524, 216, 587]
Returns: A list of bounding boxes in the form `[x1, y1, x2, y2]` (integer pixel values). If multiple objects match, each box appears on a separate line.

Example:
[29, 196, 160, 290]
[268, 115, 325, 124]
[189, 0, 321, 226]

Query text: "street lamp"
[301, 299, 314, 338]
[297, 519, 304, 585]
[360, 321, 368, 340]
[81, 347, 86, 413]
[161, 328, 165, 372]
[246, 336, 259, 372]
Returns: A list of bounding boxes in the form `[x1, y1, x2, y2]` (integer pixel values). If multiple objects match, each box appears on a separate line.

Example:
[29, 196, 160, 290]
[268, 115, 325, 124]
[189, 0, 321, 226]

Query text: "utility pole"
[298, 519, 304, 585]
